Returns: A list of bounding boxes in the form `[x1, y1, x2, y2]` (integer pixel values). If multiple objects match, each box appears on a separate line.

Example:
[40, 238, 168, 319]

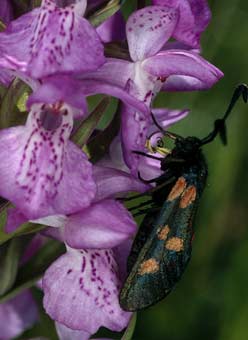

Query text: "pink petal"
[120, 104, 150, 175]
[64, 199, 136, 249]
[152, 107, 189, 129]
[80, 58, 133, 90]
[81, 79, 149, 115]
[161, 74, 218, 91]
[126, 6, 178, 61]
[0, 290, 38, 339]
[5, 207, 27, 233]
[96, 11, 126, 43]
[0, 105, 96, 219]
[153, 0, 211, 47]
[0, 0, 13, 24]
[143, 50, 223, 89]
[0, 67, 14, 86]
[56, 322, 90, 340]
[0, 1, 105, 78]
[43, 248, 131, 333]
[93, 166, 149, 201]
[27, 76, 88, 117]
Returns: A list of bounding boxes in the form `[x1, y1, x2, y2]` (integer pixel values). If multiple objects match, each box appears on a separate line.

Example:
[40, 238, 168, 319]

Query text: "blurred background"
[134, 0, 248, 339]
[16, 0, 248, 339]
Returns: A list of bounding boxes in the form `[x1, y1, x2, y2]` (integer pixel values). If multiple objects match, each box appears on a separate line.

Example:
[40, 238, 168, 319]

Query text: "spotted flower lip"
[43, 246, 132, 334]
[37, 165, 145, 336]
[0, 0, 105, 79]
[0, 102, 96, 219]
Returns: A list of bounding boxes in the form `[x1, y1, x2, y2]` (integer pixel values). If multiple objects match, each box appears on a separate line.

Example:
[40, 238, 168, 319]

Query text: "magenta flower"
[96, 11, 126, 43]
[82, 6, 223, 175]
[0, 290, 38, 340]
[41, 165, 148, 336]
[0, 0, 105, 79]
[152, 0, 211, 47]
[0, 102, 96, 219]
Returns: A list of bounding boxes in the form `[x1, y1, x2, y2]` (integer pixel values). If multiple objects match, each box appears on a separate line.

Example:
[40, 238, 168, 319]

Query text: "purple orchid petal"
[0, 67, 14, 86]
[43, 247, 131, 333]
[126, 6, 178, 61]
[121, 104, 150, 175]
[64, 199, 136, 249]
[56, 322, 90, 340]
[5, 208, 27, 234]
[153, 0, 211, 48]
[21, 234, 45, 264]
[0, 0, 13, 25]
[80, 58, 133, 90]
[80, 79, 149, 114]
[93, 166, 149, 201]
[0, 104, 96, 219]
[163, 40, 201, 53]
[152, 107, 189, 129]
[27, 76, 88, 117]
[96, 11, 126, 43]
[0, 290, 38, 340]
[0, 0, 105, 78]
[97, 136, 130, 173]
[143, 50, 224, 89]
[161, 74, 219, 91]
[29, 73, 149, 116]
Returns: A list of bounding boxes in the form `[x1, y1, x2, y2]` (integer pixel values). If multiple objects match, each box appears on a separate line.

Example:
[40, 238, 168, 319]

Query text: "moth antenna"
[151, 113, 183, 141]
[200, 84, 248, 146]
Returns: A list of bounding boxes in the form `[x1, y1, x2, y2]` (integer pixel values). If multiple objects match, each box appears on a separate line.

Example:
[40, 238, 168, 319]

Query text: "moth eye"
[147, 132, 164, 150]
[156, 137, 164, 148]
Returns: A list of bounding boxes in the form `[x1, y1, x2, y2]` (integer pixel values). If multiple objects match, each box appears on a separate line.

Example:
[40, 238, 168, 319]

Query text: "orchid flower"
[0, 102, 96, 220]
[81, 5, 223, 176]
[40, 165, 149, 336]
[4, 169, 145, 336]
[152, 0, 211, 48]
[0, 0, 105, 79]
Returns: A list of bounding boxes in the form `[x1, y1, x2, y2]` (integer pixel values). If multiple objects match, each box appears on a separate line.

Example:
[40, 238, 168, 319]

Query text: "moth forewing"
[120, 163, 208, 312]
[120, 179, 189, 312]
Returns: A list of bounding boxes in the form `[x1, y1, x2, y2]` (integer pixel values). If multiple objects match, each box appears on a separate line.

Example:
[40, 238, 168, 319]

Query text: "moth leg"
[133, 206, 160, 217]
[119, 176, 176, 202]
[129, 200, 154, 212]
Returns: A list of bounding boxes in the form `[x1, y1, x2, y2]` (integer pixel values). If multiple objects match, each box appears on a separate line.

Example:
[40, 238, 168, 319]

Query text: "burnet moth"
[120, 84, 248, 311]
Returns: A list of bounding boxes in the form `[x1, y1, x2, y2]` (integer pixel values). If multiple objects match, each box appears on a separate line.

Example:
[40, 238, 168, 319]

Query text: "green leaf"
[87, 103, 120, 162]
[121, 313, 137, 340]
[72, 96, 110, 147]
[0, 235, 32, 296]
[0, 78, 30, 128]
[0, 19, 6, 32]
[89, 0, 123, 27]
[0, 240, 65, 303]
[0, 209, 46, 246]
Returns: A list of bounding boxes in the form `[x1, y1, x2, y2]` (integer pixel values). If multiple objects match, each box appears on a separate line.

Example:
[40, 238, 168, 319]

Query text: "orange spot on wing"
[157, 225, 170, 240]
[165, 237, 184, 252]
[180, 185, 197, 208]
[139, 258, 159, 275]
[167, 177, 187, 201]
